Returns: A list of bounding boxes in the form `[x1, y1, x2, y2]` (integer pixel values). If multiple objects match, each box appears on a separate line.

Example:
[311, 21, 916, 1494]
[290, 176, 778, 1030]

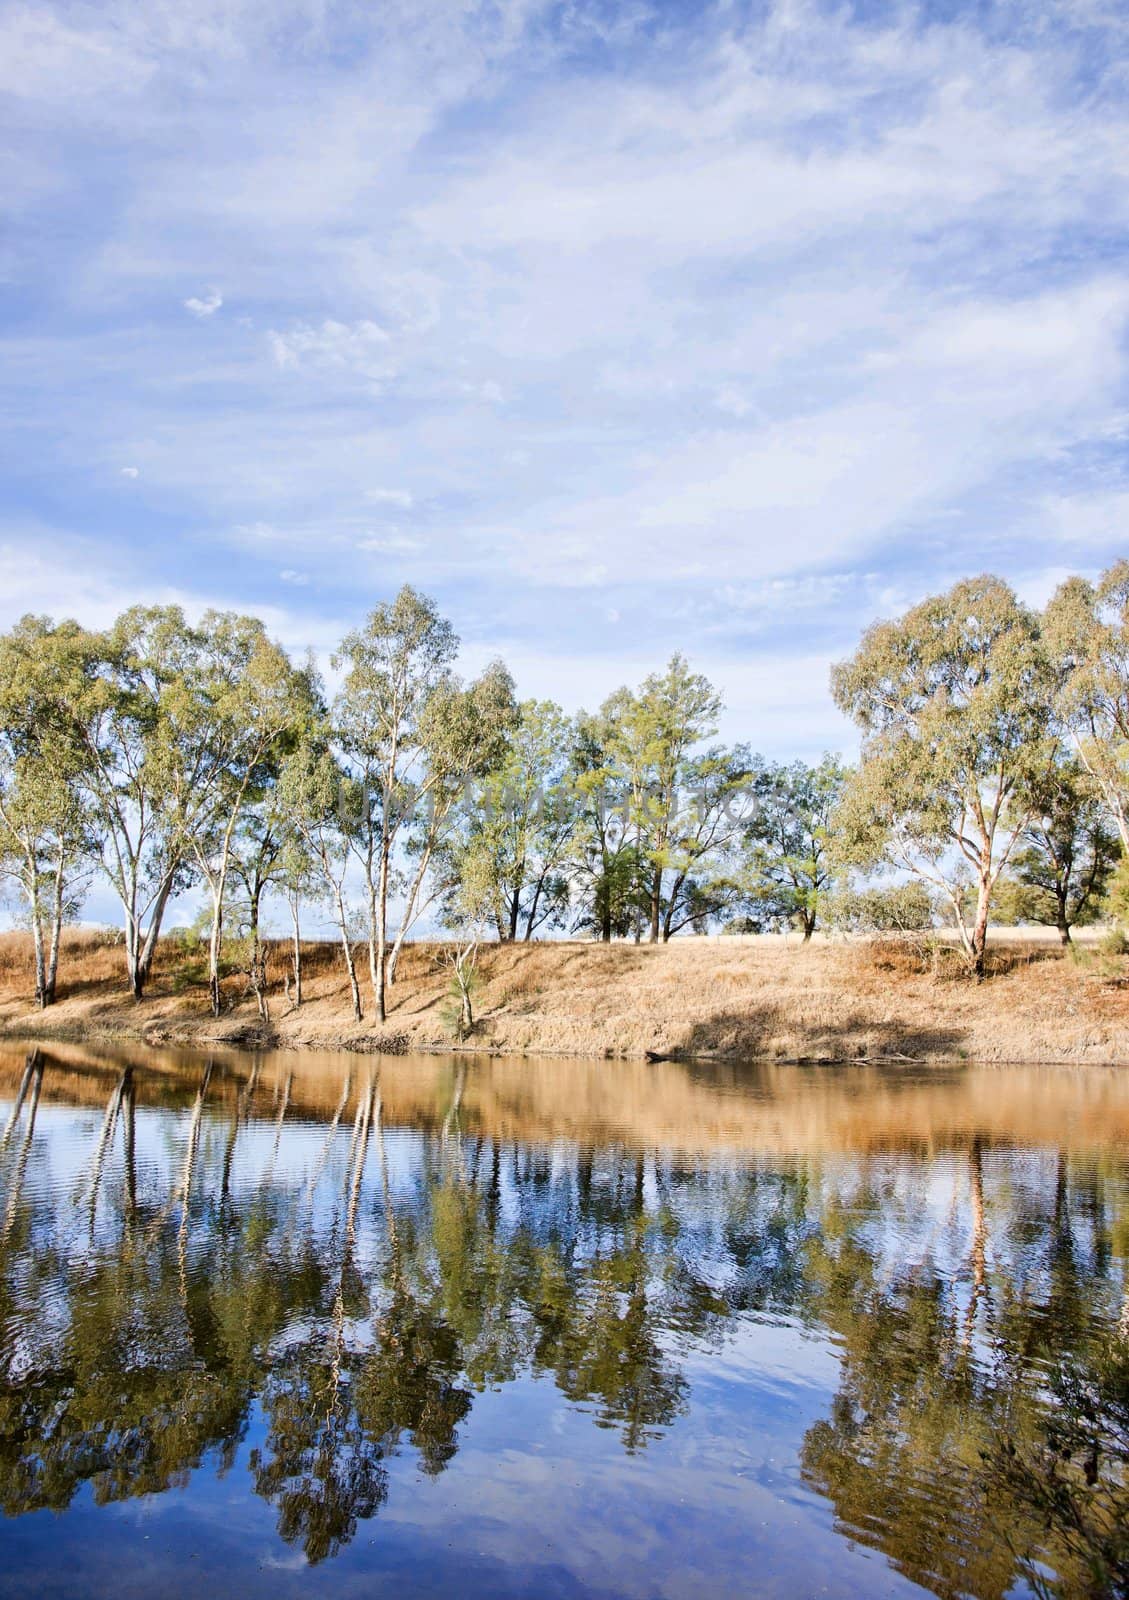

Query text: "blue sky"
[3, 0, 1128, 760]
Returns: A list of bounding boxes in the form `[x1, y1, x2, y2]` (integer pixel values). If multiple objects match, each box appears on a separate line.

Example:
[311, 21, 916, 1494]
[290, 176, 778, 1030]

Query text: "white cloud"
[278, 568, 309, 585]
[120, 465, 139, 478]
[184, 289, 223, 318]
[267, 319, 392, 380]
[714, 388, 757, 420]
[460, 379, 504, 404]
[1038, 491, 1129, 549]
[6, 0, 1129, 716]
[0, 6, 154, 101]
[357, 533, 422, 554]
[365, 487, 414, 508]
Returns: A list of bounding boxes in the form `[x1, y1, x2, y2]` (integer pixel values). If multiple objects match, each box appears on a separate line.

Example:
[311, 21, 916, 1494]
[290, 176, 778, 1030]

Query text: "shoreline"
[1, 933, 1127, 1068]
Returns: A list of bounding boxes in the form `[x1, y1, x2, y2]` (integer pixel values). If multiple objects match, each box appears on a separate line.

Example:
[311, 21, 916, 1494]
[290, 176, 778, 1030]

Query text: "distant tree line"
[0, 563, 1126, 1008]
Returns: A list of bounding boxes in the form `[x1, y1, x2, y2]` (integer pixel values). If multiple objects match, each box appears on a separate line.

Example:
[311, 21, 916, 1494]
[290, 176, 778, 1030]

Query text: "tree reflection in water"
[0, 1047, 1126, 1595]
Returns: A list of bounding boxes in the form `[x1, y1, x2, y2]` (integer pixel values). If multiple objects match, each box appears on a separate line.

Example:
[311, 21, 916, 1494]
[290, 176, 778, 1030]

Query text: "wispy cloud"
[267, 319, 391, 377]
[2, 0, 1128, 753]
[366, 487, 414, 508]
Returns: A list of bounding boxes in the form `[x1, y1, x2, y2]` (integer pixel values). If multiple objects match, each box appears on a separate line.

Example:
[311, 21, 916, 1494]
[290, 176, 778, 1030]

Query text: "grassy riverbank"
[0, 928, 1127, 1064]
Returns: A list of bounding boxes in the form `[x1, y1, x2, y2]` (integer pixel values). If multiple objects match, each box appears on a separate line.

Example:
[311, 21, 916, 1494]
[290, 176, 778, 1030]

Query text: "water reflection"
[0, 1043, 1127, 1598]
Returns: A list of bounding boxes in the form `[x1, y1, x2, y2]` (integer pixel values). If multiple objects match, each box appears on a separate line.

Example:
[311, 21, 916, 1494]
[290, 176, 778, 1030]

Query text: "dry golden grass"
[0, 927, 1126, 1065]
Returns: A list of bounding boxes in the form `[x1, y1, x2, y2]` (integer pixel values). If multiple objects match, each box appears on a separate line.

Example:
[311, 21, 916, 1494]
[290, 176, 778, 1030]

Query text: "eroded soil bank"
[0, 930, 1125, 1065]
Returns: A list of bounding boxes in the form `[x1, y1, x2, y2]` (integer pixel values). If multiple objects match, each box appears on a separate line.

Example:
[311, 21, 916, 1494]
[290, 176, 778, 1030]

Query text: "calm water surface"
[0, 1044, 1127, 1599]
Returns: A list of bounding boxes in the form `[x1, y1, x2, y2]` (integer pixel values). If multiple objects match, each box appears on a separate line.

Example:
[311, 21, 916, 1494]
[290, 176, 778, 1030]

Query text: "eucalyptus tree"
[333, 587, 457, 1020]
[653, 742, 755, 939]
[63, 607, 213, 999]
[570, 708, 648, 941]
[275, 832, 324, 1007]
[230, 811, 284, 944]
[995, 758, 1119, 943]
[232, 746, 331, 1008]
[277, 738, 365, 1021]
[0, 617, 93, 1005]
[738, 755, 847, 940]
[434, 839, 501, 1039]
[187, 613, 316, 1017]
[1045, 560, 1129, 852]
[599, 654, 725, 942]
[386, 659, 516, 984]
[831, 576, 1055, 976]
[333, 587, 512, 1022]
[439, 699, 581, 944]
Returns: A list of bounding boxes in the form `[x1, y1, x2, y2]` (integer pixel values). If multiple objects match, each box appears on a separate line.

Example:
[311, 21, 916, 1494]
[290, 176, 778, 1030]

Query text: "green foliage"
[569, 658, 753, 941]
[1104, 856, 1129, 928]
[437, 953, 482, 1041]
[0, 615, 96, 1002]
[441, 699, 580, 941]
[994, 757, 1120, 940]
[1045, 561, 1129, 852]
[738, 754, 847, 939]
[825, 879, 937, 935]
[832, 575, 1056, 972]
[6, 562, 1129, 1007]
[331, 586, 516, 1015]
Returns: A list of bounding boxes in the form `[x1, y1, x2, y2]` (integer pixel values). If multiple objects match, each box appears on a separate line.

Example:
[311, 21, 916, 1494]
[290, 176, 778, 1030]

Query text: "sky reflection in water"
[0, 1044, 1127, 1600]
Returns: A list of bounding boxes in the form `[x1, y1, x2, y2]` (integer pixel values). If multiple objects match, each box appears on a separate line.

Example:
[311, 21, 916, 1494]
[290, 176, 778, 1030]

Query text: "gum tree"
[1045, 561, 1129, 851]
[739, 755, 847, 940]
[333, 588, 512, 1022]
[654, 742, 755, 940]
[68, 607, 207, 1000]
[187, 614, 316, 1017]
[386, 660, 516, 983]
[277, 736, 366, 1022]
[570, 708, 648, 942]
[996, 758, 1119, 944]
[831, 576, 1055, 976]
[600, 654, 724, 943]
[439, 699, 581, 944]
[0, 617, 93, 1004]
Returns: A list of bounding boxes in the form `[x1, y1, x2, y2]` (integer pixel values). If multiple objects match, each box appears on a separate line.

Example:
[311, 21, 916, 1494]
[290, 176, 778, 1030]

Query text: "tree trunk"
[44, 858, 64, 1006]
[290, 895, 303, 1006]
[388, 846, 433, 987]
[334, 887, 363, 1022]
[523, 873, 548, 941]
[31, 898, 47, 1009]
[649, 869, 662, 944]
[126, 939, 144, 1002]
[208, 884, 224, 1018]
[1056, 887, 1072, 945]
[970, 871, 992, 978]
[374, 840, 390, 1023]
[133, 870, 177, 1000]
[661, 869, 690, 943]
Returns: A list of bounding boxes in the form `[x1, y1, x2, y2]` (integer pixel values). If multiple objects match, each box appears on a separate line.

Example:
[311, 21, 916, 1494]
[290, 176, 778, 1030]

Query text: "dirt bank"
[0, 929, 1126, 1065]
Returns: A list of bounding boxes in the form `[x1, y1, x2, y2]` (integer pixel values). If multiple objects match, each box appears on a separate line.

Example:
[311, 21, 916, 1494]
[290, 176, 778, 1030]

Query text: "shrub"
[827, 882, 938, 936]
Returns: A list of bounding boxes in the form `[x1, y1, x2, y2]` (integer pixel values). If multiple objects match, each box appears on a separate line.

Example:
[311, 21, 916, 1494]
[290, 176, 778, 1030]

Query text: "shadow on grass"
[676, 1003, 969, 1063]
